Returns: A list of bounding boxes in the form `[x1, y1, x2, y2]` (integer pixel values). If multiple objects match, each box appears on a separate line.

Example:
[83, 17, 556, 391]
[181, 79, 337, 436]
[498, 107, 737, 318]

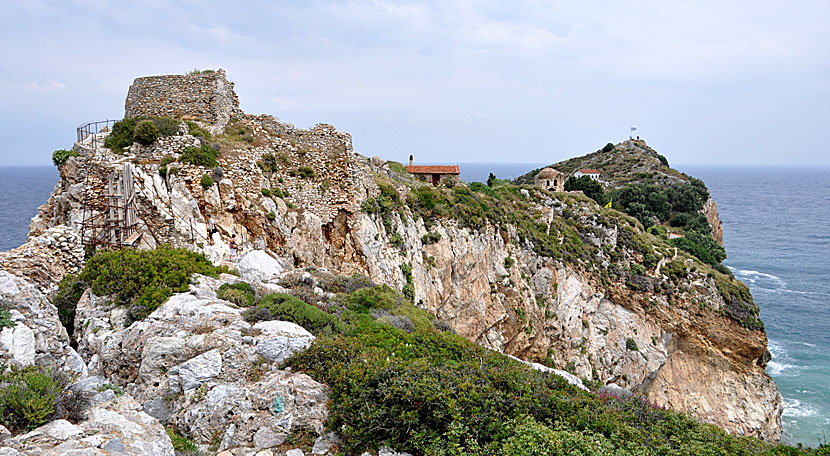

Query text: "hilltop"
[516, 139, 689, 189]
[0, 70, 811, 455]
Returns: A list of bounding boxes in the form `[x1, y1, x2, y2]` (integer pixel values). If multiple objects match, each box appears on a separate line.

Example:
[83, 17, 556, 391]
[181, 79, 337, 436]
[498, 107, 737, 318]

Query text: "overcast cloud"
[1, 0, 828, 165]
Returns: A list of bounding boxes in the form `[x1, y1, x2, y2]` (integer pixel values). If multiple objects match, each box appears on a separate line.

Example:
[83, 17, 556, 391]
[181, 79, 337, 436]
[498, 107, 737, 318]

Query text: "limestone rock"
[237, 250, 284, 282]
[4, 395, 173, 456]
[0, 271, 85, 375]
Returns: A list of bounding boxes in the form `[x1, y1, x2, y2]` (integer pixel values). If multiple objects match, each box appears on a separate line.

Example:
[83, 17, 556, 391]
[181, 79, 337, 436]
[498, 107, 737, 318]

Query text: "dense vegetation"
[278, 274, 823, 455]
[55, 246, 228, 325]
[362, 180, 593, 263]
[104, 116, 180, 153]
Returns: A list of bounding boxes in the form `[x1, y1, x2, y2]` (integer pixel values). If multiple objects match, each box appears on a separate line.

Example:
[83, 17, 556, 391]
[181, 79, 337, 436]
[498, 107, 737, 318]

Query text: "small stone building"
[406, 165, 460, 186]
[534, 167, 565, 192]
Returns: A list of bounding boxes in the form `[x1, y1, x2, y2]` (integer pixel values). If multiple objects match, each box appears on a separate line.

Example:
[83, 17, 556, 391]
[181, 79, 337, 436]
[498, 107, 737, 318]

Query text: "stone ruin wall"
[124, 69, 241, 132]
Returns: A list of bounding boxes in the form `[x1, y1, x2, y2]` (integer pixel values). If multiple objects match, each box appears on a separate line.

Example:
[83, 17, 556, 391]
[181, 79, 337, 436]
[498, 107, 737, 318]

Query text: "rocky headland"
[0, 69, 803, 455]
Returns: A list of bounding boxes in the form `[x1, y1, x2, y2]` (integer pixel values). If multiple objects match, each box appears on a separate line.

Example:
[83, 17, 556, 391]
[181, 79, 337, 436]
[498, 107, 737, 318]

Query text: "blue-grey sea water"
[1, 164, 827, 446]
[680, 165, 830, 447]
[0, 166, 58, 251]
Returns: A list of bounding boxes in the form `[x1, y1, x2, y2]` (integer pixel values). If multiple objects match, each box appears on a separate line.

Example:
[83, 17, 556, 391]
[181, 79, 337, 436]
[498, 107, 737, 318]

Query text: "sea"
[1, 163, 828, 446]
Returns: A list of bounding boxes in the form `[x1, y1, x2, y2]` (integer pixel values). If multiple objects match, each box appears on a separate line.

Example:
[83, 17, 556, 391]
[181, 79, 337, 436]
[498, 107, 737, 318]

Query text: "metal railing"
[76, 119, 119, 150]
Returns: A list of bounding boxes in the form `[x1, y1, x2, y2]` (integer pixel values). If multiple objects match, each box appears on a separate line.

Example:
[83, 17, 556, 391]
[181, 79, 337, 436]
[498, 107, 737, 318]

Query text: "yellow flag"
[604, 200, 612, 208]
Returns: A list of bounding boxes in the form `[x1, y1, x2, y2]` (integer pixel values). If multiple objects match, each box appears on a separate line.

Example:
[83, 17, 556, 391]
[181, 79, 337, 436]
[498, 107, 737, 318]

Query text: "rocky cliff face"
[7, 73, 782, 444]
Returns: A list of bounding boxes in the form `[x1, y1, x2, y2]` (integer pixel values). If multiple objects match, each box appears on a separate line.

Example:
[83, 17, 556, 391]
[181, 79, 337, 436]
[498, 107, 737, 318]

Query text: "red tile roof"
[577, 169, 600, 174]
[406, 165, 460, 175]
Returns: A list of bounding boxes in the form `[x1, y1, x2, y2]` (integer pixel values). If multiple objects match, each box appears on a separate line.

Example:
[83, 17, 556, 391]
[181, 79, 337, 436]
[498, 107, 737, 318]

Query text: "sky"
[1, 0, 829, 166]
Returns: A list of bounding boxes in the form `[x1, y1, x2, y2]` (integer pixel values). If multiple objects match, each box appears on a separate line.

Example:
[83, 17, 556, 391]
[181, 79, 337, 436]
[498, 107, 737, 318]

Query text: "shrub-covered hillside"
[368, 166, 761, 331]
[252, 267, 815, 455]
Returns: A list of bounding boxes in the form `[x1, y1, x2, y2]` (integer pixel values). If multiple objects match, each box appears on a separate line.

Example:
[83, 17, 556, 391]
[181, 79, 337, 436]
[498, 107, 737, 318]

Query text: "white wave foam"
[783, 399, 818, 418]
[767, 360, 797, 376]
[736, 269, 786, 288]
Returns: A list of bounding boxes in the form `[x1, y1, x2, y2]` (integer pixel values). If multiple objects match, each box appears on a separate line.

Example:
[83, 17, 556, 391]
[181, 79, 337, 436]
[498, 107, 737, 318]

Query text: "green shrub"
[626, 337, 639, 351]
[166, 426, 199, 452]
[501, 415, 617, 456]
[602, 142, 615, 153]
[671, 230, 726, 266]
[200, 174, 214, 189]
[387, 161, 409, 175]
[97, 383, 124, 396]
[105, 117, 179, 153]
[217, 282, 255, 307]
[267, 211, 276, 221]
[287, 313, 806, 455]
[0, 366, 66, 432]
[222, 120, 255, 144]
[0, 309, 14, 329]
[344, 284, 408, 313]
[261, 188, 271, 197]
[104, 117, 139, 153]
[135, 118, 166, 145]
[148, 117, 180, 137]
[257, 293, 342, 336]
[630, 263, 646, 276]
[298, 166, 315, 179]
[421, 232, 441, 245]
[51, 149, 79, 168]
[564, 175, 606, 204]
[321, 274, 375, 294]
[181, 144, 219, 168]
[504, 256, 515, 269]
[160, 155, 176, 166]
[72, 246, 227, 321]
[54, 274, 85, 337]
[401, 263, 414, 303]
[185, 120, 212, 140]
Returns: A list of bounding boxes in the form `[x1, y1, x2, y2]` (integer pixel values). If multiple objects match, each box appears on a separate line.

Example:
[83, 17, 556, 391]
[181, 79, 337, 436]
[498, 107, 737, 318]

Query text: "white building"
[574, 169, 601, 181]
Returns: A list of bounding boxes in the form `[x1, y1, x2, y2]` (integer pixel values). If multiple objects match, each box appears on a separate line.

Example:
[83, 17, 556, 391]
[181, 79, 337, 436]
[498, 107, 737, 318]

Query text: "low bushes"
[133, 120, 159, 145]
[181, 144, 219, 168]
[247, 293, 342, 336]
[0, 366, 89, 433]
[288, 315, 818, 455]
[56, 246, 227, 323]
[200, 174, 214, 188]
[104, 117, 180, 153]
[51, 149, 79, 168]
[217, 282, 255, 307]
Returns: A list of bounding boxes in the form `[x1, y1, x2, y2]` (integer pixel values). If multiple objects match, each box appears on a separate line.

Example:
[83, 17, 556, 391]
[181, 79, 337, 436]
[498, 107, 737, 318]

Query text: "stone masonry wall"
[125, 69, 241, 132]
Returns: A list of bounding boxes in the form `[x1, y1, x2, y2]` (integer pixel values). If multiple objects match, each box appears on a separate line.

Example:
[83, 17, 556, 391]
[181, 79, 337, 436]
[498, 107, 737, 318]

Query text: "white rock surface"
[237, 250, 284, 282]
[3, 395, 174, 456]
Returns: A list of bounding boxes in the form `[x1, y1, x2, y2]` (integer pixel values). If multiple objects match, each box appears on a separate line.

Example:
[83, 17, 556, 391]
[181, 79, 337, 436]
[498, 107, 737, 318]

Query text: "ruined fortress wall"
[124, 69, 241, 131]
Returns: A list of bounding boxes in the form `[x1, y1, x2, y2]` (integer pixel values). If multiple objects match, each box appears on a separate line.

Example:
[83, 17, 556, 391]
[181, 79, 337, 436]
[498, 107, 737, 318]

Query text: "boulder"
[237, 250, 284, 282]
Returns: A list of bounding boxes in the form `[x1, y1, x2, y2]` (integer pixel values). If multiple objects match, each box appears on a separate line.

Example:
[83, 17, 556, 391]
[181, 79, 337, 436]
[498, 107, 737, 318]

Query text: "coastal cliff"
[0, 71, 788, 453]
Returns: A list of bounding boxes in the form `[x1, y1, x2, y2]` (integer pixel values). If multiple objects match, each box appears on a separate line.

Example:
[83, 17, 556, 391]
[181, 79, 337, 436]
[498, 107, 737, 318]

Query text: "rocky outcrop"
[0, 271, 86, 376]
[74, 274, 329, 451]
[703, 197, 724, 246]
[1, 395, 174, 456]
